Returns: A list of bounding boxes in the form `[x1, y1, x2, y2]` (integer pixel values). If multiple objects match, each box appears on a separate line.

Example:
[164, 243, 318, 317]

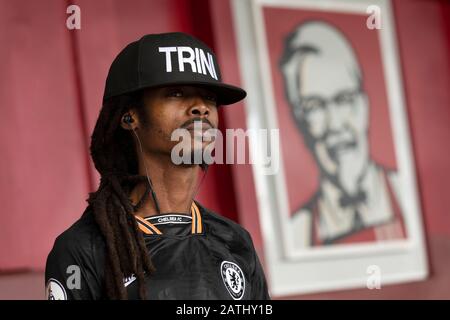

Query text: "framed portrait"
[231, 0, 428, 296]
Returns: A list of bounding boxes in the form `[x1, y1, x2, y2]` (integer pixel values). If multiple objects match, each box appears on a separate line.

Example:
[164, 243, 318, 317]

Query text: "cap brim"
[165, 81, 247, 106]
[104, 81, 246, 106]
[200, 83, 247, 106]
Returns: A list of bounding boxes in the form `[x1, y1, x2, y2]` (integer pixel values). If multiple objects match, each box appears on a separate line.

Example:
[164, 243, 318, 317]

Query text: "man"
[45, 32, 270, 300]
[279, 21, 406, 248]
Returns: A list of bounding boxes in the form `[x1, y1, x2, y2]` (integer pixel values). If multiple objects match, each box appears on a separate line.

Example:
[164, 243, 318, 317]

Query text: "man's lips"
[183, 121, 213, 131]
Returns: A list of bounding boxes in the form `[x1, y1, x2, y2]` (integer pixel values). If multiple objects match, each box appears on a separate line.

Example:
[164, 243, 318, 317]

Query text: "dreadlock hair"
[87, 88, 211, 299]
[87, 90, 156, 300]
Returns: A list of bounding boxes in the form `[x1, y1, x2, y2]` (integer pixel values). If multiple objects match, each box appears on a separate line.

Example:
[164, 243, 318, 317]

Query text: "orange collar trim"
[135, 202, 202, 235]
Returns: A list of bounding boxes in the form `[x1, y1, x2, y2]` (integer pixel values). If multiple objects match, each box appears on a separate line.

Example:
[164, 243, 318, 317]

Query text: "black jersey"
[45, 202, 270, 300]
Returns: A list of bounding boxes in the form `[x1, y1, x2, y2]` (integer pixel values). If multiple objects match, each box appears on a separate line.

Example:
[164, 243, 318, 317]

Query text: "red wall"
[0, 0, 90, 270]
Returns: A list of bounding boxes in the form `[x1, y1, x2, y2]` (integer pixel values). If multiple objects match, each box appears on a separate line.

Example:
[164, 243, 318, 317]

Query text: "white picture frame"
[231, 0, 428, 296]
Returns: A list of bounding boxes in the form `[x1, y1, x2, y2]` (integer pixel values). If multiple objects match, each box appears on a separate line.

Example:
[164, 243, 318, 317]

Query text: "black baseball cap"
[103, 32, 246, 105]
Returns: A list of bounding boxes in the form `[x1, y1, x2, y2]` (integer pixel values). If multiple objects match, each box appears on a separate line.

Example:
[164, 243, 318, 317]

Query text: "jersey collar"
[134, 202, 202, 235]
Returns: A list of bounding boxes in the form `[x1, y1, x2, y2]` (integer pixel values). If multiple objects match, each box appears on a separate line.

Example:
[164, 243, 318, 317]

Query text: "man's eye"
[204, 95, 217, 103]
[169, 90, 183, 97]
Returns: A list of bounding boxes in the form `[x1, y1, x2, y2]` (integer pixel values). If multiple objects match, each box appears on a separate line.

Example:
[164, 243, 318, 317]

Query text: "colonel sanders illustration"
[279, 21, 406, 247]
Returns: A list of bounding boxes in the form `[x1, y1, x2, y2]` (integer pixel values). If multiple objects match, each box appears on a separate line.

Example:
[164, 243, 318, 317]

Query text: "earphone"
[123, 113, 161, 214]
[123, 114, 134, 124]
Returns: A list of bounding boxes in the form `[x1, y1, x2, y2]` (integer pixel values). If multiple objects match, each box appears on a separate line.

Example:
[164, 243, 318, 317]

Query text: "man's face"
[135, 85, 219, 160]
[293, 54, 369, 187]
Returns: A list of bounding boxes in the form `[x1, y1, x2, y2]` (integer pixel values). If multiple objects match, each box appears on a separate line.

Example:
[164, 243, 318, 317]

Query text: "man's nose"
[187, 95, 210, 117]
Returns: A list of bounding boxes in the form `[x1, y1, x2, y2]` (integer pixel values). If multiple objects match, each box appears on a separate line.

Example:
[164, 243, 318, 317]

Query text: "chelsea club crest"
[220, 261, 245, 300]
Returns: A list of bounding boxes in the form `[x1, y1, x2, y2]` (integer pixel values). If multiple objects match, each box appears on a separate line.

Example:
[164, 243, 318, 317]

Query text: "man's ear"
[120, 109, 139, 131]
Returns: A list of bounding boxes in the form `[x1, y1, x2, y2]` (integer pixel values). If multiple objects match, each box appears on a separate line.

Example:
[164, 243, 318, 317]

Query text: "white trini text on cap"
[158, 46, 218, 80]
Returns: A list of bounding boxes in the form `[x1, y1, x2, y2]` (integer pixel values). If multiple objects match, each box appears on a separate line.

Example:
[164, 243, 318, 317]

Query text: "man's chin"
[185, 147, 212, 165]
